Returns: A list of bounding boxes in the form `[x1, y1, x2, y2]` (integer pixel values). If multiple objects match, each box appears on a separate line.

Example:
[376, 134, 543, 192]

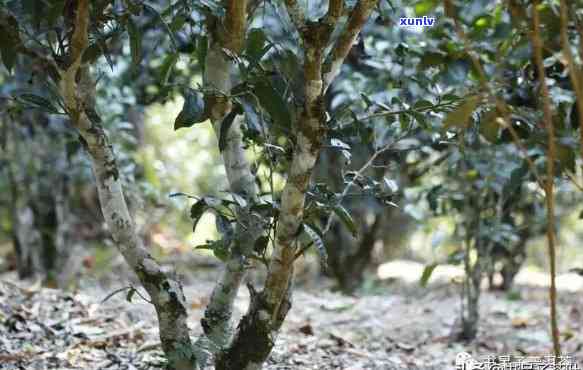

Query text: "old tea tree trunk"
[56, 2, 197, 369]
[208, 1, 379, 369]
[1, 0, 377, 369]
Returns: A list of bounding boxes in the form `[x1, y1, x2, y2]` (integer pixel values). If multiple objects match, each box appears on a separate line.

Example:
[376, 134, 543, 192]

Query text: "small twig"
[100, 286, 132, 305]
[322, 132, 408, 235]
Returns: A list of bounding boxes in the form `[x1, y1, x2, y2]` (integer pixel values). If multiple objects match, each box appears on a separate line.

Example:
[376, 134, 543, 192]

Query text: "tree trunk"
[460, 252, 481, 340]
[194, 2, 266, 365]
[217, 2, 379, 367]
[57, 3, 197, 367]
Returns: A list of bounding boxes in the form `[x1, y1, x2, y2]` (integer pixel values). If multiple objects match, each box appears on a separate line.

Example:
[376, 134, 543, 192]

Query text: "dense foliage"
[2, 0, 583, 368]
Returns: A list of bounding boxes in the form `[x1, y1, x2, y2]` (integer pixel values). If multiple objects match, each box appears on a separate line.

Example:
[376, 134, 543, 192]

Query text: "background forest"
[1, 0, 583, 369]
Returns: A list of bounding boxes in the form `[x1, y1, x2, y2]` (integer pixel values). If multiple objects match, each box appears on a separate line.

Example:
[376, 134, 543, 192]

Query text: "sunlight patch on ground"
[377, 259, 583, 291]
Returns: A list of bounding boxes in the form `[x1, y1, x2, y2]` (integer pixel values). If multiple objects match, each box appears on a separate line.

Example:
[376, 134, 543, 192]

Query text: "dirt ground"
[0, 260, 582, 370]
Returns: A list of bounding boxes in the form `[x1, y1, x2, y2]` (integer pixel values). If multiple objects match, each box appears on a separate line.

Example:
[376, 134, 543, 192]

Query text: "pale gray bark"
[195, 19, 263, 364]
[217, 2, 378, 368]
[55, 3, 197, 367]
[71, 83, 197, 370]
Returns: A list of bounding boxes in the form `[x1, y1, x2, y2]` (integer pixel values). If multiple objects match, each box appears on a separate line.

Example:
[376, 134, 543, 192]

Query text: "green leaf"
[411, 111, 427, 127]
[426, 184, 443, 213]
[303, 223, 327, 270]
[250, 201, 279, 217]
[0, 45, 16, 73]
[127, 18, 142, 67]
[415, 0, 439, 16]
[479, 109, 500, 143]
[413, 99, 434, 111]
[246, 28, 270, 63]
[502, 163, 528, 199]
[0, 17, 18, 73]
[360, 93, 375, 109]
[252, 79, 291, 129]
[126, 287, 136, 302]
[556, 144, 576, 174]
[169, 192, 197, 199]
[170, 14, 188, 33]
[197, 239, 230, 262]
[17, 93, 59, 113]
[254, 235, 269, 255]
[144, 4, 178, 50]
[47, 0, 65, 26]
[333, 204, 358, 237]
[174, 91, 207, 130]
[197, 36, 208, 72]
[190, 198, 208, 233]
[443, 96, 480, 131]
[419, 52, 445, 69]
[419, 263, 438, 287]
[219, 108, 240, 152]
[159, 53, 179, 85]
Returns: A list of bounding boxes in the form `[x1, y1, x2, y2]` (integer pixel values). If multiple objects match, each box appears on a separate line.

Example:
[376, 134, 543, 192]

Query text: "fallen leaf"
[395, 342, 415, 353]
[299, 323, 314, 336]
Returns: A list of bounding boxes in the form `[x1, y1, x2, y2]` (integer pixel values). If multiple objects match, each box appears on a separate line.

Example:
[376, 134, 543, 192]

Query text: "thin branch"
[322, 131, 407, 235]
[565, 171, 583, 192]
[323, 0, 379, 91]
[284, 0, 306, 32]
[531, 0, 561, 357]
[352, 98, 459, 123]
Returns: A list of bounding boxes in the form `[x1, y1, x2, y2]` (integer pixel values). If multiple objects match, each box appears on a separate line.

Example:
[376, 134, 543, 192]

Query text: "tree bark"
[57, 2, 197, 368]
[194, 1, 267, 365]
[218, 2, 378, 368]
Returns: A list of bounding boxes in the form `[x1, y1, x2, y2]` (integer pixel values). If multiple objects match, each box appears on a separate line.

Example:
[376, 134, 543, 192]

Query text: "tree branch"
[322, 0, 378, 91]
[195, 1, 265, 365]
[284, 0, 306, 32]
[217, 4, 376, 367]
[327, 0, 345, 22]
[531, 0, 561, 358]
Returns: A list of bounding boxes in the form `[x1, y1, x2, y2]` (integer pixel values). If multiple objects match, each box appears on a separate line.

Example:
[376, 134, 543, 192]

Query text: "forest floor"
[1, 258, 582, 370]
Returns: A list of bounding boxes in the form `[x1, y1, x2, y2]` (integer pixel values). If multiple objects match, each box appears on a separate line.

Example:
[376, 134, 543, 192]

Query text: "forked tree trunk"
[192, 1, 267, 366]
[216, 1, 379, 368]
[2, 1, 378, 369]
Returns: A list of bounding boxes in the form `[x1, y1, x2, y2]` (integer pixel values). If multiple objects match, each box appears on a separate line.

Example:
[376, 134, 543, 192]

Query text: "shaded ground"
[0, 263, 582, 370]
